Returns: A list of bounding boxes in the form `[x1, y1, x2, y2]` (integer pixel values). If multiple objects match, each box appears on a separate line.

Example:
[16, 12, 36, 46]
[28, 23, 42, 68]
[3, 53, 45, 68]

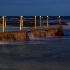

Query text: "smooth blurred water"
[0, 16, 70, 70]
[0, 29, 70, 70]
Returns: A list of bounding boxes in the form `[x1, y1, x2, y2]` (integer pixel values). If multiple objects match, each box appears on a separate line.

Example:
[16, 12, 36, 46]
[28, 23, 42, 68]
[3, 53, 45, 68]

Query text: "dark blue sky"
[0, 0, 70, 16]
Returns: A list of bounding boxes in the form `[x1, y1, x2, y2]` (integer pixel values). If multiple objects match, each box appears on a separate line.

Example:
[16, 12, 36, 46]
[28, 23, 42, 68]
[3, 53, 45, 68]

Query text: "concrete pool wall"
[0, 27, 64, 42]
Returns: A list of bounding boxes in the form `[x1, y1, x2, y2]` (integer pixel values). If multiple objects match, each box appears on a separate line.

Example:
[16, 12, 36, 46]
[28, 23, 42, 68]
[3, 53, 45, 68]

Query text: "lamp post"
[20, 16, 22, 30]
[40, 16, 41, 27]
[5, 16, 6, 27]
[46, 16, 49, 28]
[21, 16, 23, 27]
[34, 16, 36, 29]
[58, 16, 61, 25]
[2, 16, 5, 32]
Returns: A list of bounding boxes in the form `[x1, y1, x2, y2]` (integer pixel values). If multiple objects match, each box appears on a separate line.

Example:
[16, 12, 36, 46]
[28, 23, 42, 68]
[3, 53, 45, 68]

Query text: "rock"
[49, 28, 57, 37]
[0, 31, 29, 42]
[55, 25, 64, 36]
[32, 30, 46, 38]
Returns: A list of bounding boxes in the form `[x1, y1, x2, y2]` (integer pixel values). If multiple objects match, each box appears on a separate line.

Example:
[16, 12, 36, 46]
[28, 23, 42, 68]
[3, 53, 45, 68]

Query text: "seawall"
[0, 30, 29, 42]
[31, 28, 57, 38]
[0, 27, 64, 42]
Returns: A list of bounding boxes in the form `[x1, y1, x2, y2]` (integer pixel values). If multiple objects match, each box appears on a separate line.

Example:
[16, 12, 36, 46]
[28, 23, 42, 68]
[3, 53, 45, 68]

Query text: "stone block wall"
[0, 27, 64, 42]
[32, 30, 47, 38]
[49, 28, 57, 37]
[0, 31, 29, 42]
[31, 29, 58, 38]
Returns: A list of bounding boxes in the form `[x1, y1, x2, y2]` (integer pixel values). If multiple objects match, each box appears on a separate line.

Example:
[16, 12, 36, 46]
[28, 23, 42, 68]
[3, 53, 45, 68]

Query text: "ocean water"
[0, 29, 70, 70]
[0, 33, 70, 70]
[0, 16, 70, 70]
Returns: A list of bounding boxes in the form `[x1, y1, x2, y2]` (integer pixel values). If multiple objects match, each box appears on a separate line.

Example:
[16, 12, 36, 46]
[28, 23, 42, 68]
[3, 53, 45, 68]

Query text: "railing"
[0, 16, 61, 32]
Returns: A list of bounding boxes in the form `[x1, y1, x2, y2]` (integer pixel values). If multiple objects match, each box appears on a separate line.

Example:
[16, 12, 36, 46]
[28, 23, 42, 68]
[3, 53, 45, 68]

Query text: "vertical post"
[20, 16, 22, 30]
[40, 16, 41, 27]
[58, 16, 60, 25]
[5, 16, 6, 27]
[21, 16, 23, 27]
[2, 16, 5, 32]
[35, 16, 36, 29]
[47, 16, 49, 28]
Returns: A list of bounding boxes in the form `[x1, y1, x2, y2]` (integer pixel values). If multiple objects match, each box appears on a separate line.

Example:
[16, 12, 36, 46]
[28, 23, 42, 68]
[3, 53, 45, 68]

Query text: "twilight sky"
[0, 0, 70, 16]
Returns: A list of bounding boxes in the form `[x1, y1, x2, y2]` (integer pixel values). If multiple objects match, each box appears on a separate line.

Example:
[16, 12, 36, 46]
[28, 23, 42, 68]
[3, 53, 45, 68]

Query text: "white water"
[27, 32, 35, 40]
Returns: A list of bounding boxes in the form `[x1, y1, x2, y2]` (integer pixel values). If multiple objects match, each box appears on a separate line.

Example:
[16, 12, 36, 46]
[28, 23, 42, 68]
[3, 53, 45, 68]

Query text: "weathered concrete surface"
[55, 25, 64, 36]
[0, 27, 64, 42]
[49, 28, 57, 37]
[0, 31, 29, 42]
[31, 27, 64, 38]
[31, 30, 47, 38]
[31, 28, 58, 38]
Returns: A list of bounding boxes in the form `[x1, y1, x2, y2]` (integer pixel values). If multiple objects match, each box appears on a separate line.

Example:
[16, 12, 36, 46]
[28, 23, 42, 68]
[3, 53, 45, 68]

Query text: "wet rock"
[0, 31, 29, 42]
[32, 30, 46, 38]
[49, 28, 57, 37]
[55, 25, 64, 36]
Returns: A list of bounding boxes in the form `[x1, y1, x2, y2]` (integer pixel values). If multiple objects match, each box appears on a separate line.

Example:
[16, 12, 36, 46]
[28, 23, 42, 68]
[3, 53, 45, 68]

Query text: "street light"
[40, 16, 41, 27]
[46, 16, 49, 28]
[34, 16, 36, 29]
[21, 16, 23, 27]
[20, 16, 22, 30]
[5, 16, 6, 27]
[2, 16, 5, 32]
[58, 16, 61, 25]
